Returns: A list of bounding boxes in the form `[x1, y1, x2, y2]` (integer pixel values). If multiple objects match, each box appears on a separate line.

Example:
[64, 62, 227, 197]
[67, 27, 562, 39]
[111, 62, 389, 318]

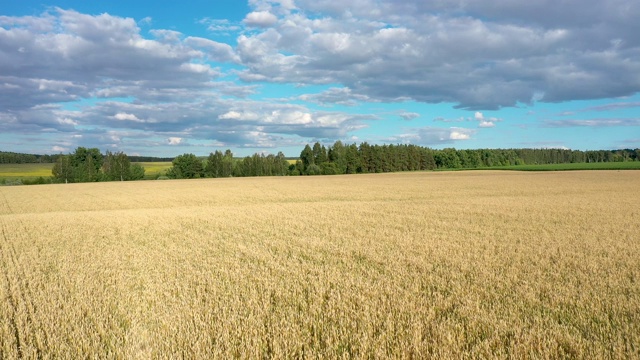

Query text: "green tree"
[130, 164, 145, 180]
[222, 149, 234, 177]
[71, 147, 103, 182]
[274, 152, 288, 176]
[306, 164, 322, 175]
[167, 153, 204, 179]
[52, 155, 73, 183]
[345, 144, 361, 174]
[289, 160, 304, 175]
[205, 150, 224, 178]
[312, 142, 328, 165]
[102, 151, 132, 181]
[300, 144, 314, 174]
[320, 162, 339, 175]
[328, 140, 347, 174]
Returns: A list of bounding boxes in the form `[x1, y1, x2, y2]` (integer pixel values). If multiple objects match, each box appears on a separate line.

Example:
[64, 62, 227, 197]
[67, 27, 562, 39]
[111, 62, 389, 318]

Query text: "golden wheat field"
[0, 171, 639, 358]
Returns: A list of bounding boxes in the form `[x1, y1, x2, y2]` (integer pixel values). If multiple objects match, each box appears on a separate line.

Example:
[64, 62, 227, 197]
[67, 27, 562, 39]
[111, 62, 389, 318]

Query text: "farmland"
[0, 163, 53, 180]
[132, 162, 172, 179]
[0, 162, 173, 182]
[0, 171, 638, 358]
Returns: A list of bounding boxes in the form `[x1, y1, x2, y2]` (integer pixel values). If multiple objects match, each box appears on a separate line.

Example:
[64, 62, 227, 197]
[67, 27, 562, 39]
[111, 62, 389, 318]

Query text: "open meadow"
[0, 171, 638, 358]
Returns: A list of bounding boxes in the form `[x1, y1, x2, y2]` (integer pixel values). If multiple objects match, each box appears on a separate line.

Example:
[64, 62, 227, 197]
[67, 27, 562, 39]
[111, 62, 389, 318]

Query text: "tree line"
[0, 151, 172, 164]
[51, 147, 145, 183]
[291, 142, 640, 175]
[1, 144, 638, 185]
[166, 150, 290, 179]
[166, 143, 639, 179]
[0, 151, 61, 164]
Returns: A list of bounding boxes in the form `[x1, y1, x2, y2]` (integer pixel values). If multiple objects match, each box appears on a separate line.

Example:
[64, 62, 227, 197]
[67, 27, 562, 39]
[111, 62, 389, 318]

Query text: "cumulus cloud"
[0, 8, 223, 113]
[168, 137, 183, 145]
[449, 130, 471, 140]
[433, 112, 501, 127]
[3, 2, 637, 155]
[215, 102, 375, 140]
[114, 113, 143, 122]
[388, 127, 476, 145]
[0, 8, 324, 154]
[244, 11, 278, 27]
[478, 121, 496, 128]
[473, 112, 501, 128]
[184, 37, 239, 62]
[235, 0, 640, 110]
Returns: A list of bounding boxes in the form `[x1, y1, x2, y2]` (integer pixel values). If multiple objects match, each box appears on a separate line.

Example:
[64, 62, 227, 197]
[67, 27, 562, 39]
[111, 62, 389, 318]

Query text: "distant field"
[0, 163, 53, 180]
[484, 161, 640, 171]
[0, 162, 173, 182]
[0, 171, 638, 358]
[133, 162, 172, 179]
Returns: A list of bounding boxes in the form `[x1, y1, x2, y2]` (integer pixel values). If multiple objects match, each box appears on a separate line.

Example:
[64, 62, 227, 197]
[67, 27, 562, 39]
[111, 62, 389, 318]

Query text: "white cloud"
[449, 130, 471, 140]
[389, 127, 476, 145]
[478, 121, 496, 128]
[0, 8, 221, 112]
[179, 62, 218, 75]
[219, 111, 243, 120]
[218, 110, 263, 121]
[3, 2, 638, 155]
[184, 37, 239, 62]
[150, 29, 182, 43]
[265, 110, 313, 124]
[168, 137, 183, 145]
[235, 0, 640, 110]
[57, 117, 78, 126]
[139, 17, 152, 26]
[472, 111, 501, 127]
[114, 113, 142, 122]
[244, 11, 278, 27]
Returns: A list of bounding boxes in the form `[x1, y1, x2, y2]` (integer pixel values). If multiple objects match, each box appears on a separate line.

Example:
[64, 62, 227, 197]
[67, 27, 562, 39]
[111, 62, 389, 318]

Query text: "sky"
[1, 0, 639, 157]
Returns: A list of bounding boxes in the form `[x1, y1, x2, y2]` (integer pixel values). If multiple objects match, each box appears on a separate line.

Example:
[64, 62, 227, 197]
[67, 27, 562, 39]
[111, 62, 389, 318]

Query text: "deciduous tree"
[167, 153, 204, 179]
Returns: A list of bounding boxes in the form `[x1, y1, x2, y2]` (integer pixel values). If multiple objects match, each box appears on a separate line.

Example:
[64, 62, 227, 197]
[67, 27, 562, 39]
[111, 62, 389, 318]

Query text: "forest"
[290, 142, 640, 175]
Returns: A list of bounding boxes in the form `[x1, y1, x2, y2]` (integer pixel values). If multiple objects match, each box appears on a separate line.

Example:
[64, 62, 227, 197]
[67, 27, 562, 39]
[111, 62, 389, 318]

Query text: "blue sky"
[1, 0, 639, 157]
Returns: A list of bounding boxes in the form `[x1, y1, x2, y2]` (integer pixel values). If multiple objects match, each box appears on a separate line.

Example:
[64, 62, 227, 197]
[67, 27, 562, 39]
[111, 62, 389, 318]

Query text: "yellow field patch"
[133, 162, 172, 178]
[0, 171, 638, 358]
[0, 163, 53, 178]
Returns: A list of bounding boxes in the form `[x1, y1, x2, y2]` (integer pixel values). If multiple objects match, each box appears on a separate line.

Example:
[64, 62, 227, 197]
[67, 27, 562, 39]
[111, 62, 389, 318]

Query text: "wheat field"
[0, 171, 638, 358]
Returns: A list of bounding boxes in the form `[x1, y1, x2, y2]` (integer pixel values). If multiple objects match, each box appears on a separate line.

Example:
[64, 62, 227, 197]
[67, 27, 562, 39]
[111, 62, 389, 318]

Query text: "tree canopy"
[51, 148, 144, 183]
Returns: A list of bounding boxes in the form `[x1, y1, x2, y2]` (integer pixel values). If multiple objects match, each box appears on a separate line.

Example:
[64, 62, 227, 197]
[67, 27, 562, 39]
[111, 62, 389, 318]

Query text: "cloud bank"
[236, 0, 640, 110]
[1, 0, 638, 154]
